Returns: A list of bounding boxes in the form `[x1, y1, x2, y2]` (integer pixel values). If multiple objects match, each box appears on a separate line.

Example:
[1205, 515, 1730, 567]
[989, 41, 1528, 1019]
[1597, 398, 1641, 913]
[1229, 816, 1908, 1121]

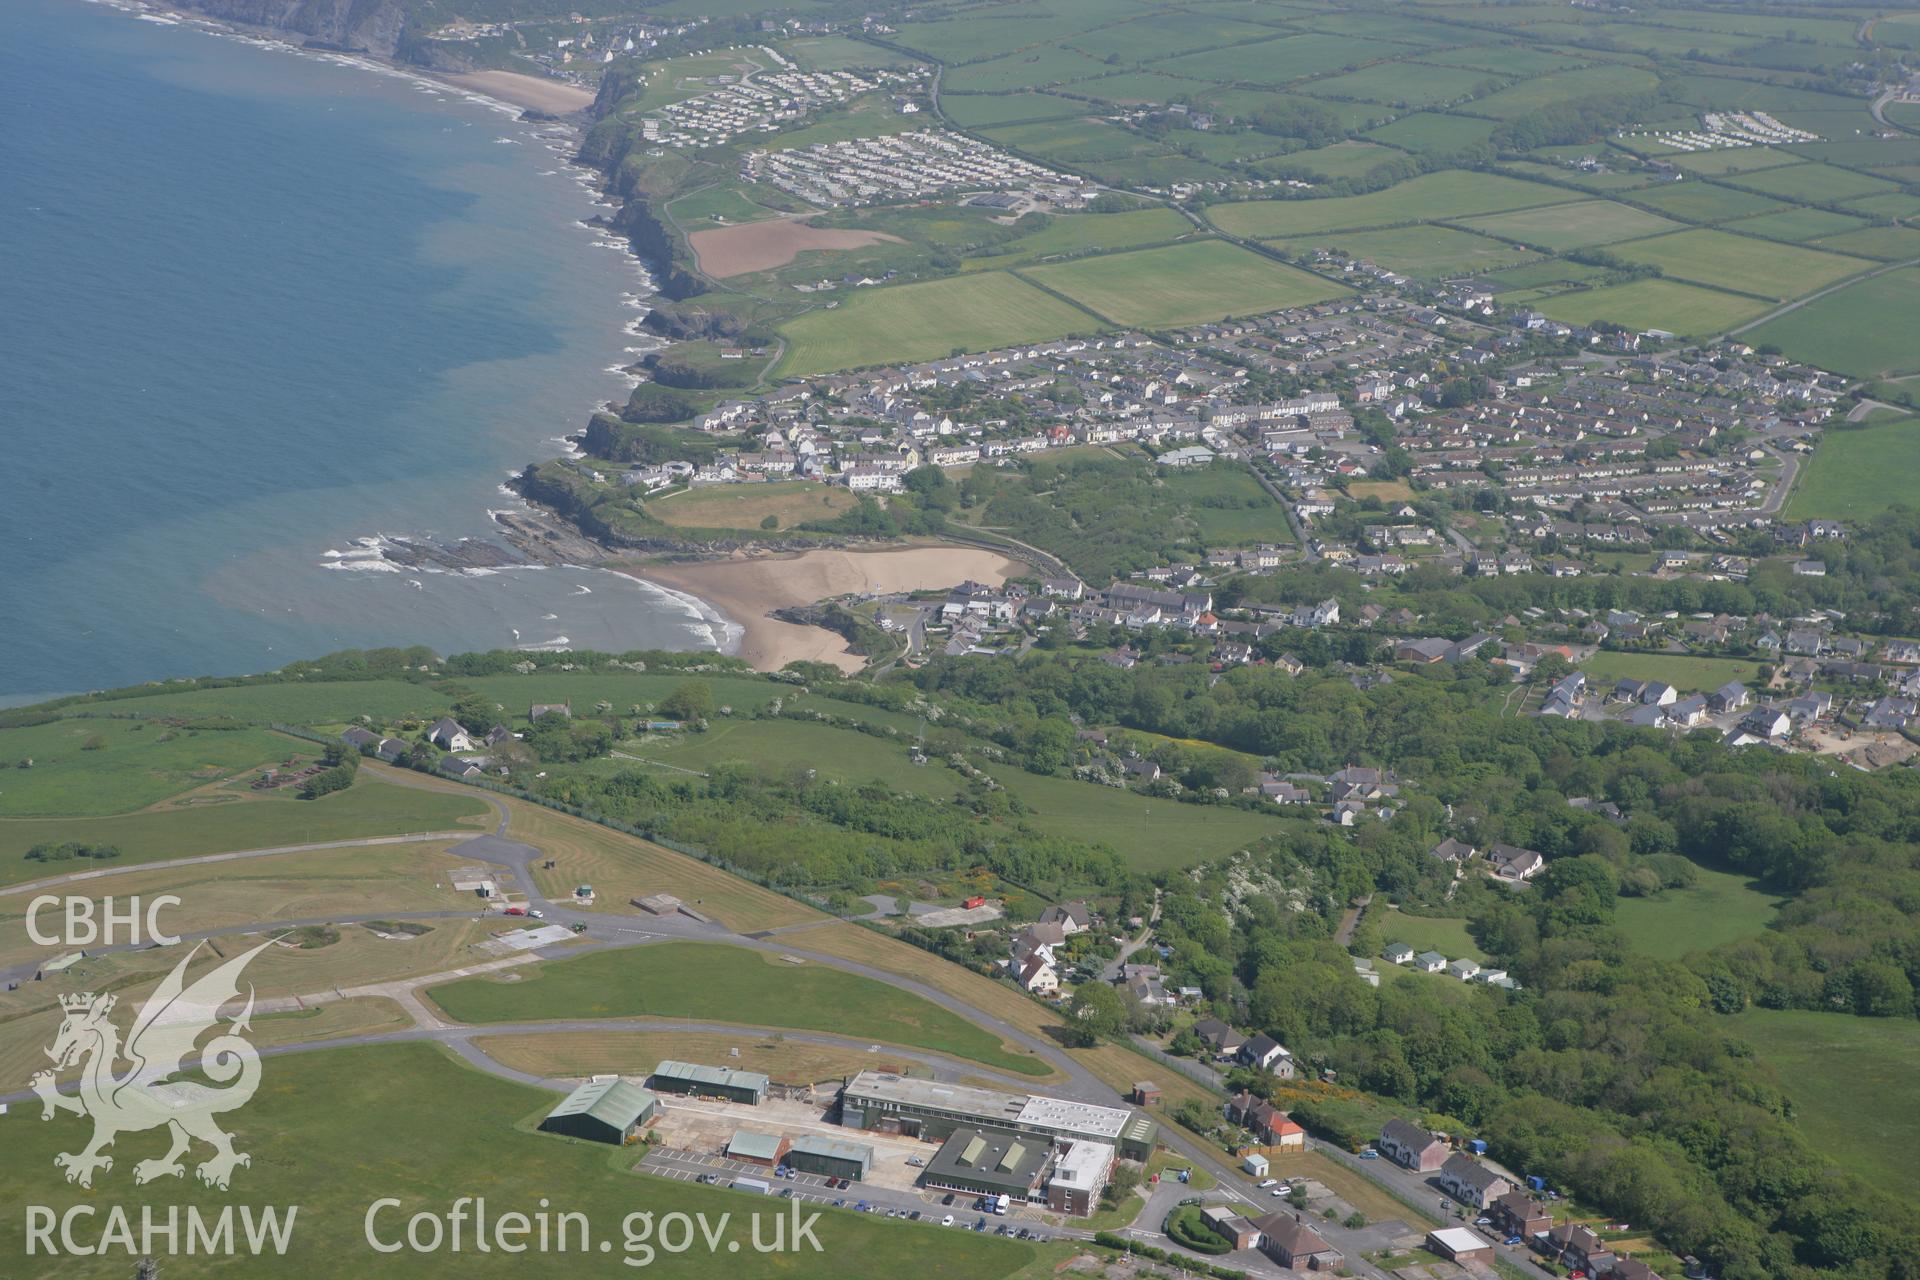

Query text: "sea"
[0, 0, 732, 707]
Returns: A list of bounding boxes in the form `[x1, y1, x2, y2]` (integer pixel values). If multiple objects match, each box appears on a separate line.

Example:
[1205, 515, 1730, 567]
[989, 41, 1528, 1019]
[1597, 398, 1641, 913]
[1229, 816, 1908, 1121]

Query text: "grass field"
[1537, 278, 1768, 336]
[1363, 111, 1498, 153]
[0, 720, 293, 816]
[1724, 207, 1871, 244]
[509, 800, 823, 935]
[0, 1042, 1052, 1278]
[1210, 171, 1566, 239]
[473, 1028, 915, 1084]
[1630, 182, 1788, 224]
[614, 718, 935, 791]
[1810, 224, 1920, 261]
[1377, 909, 1483, 962]
[939, 91, 1089, 128]
[1744, 268, 1920, 381]
[986, 765, 1286, 873]
[777, 272, 1100, 376]
[648, 480, 858, 531]
[1615, 866, 1781, 959]
[1022, 241, 1347, 326]
[426, 940, 1053, 1077]
[1161, 464, 1292, 543]
[1277, 224, 1534, 277]
[962, 208, 1194, 271]
[1153, 33, 1400, 86]
[1581, 651, 1762, 690]
[1455, 199, 1683, 251]
[0, 777, 491, 884]
[1604, 229, 1866, 301]
[1730, 161, 1900, 203]
[1724, 1009, 1920, 1186]
[459, 672, 787, 722]
[1299, 60, 1495, 107]
[1262, 140, 1401, 180]
[1783, 417, 1920, 520]
[48, 679, 451, 725]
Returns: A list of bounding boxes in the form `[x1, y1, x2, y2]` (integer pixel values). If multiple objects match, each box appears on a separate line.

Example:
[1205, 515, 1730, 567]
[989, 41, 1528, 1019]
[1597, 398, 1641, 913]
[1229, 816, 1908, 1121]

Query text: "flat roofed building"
[649, 1059, 769, 1105]
[1427, 1226, 1494, 1264]
[841, 1071, 1157, 1159]
[923, 1126, 1048, 1199]
[787, 1135, 874, 1182]
[1046, 1140, 1114, 1217]
[539, 1079, 657, 1145]
[725, 1130, 791, 1167]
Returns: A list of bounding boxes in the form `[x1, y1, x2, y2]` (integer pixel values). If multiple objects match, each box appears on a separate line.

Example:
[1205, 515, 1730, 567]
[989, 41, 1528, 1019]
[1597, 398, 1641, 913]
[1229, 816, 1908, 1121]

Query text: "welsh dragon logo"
[31, 938, 272, 1191]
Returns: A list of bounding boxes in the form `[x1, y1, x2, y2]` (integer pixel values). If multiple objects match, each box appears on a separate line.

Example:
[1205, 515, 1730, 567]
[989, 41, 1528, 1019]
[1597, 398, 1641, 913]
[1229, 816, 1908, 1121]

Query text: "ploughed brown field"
[689, 217, 902, 277]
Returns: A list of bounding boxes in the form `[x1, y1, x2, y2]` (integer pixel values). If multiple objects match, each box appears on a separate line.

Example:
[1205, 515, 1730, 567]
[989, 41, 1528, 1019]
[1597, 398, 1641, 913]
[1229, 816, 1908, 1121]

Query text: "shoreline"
[616, 546, 1023, 674]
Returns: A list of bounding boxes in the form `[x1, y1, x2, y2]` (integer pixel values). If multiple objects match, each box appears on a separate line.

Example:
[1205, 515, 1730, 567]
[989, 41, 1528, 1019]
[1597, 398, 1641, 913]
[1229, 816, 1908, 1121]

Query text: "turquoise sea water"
[0, 0, 723, 705]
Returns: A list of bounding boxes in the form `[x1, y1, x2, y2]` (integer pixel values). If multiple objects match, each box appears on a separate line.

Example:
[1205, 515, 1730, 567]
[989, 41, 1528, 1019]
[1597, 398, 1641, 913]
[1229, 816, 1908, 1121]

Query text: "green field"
[1784, 417, 1920, 520]
[1724, 1009, 1920, 1186]
[1363, 111, 1498, 153]
[1378, 909, 1484, 962]
[1537, 278, 1767, 336]
[1580, 651, 1763, 690]
[1811, 224, 1920, 261]
[1210, 171, 1566, 238]
[46, 679, 451, 725]
[1160, 464, 1291, 543]
[426, 941, 1051, 1076]
[988, 765, 1286, 874]
[1744, 268, 1920, 380]
[0, 777, 490, 883]
[1456, 199, 1684, 251]
[1022, 240, 1347, 326]
[1724, 207, 1871, 244]
[1278, 224, 1534, 277]
[1299, 60, 1496, 107]
[0, 1042, 1047, 1278]
[460, 672, 788, 721]
[0, 720, 293, 816]
[1615, 866, 1782, 959]
[939, 91, 1090, 128]
[613, 718, 933, 790]
[1631, 181, 1789, 224]
[1153, 33, 1399, 86]
[1606, 229, 1867, 300]
[1730, 161, 1900, 203]
[776, 273, 1100, 376]
[1266, 140, 1403, 180]
[1469, 64, 1659, 117]
[963, 208, 1194, 271]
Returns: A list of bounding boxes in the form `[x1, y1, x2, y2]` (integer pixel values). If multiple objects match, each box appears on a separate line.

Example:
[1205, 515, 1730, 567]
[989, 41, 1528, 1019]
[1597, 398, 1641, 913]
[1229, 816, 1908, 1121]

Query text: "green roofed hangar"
[538, 1079, 657, 1145]
[788, 1135, 875, 1182]
[648, 1059, 770, 1105]
[923, 1127, 1050, 1200]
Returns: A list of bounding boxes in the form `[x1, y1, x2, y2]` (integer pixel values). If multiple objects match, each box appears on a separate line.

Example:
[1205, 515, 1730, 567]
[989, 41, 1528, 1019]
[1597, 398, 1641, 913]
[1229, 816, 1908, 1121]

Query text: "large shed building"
[787, 1135, 875, 1182]
[649, 1060, 770, 1106]
[725, 1130, 791, 1168]
[539, 1079, 657, 1145]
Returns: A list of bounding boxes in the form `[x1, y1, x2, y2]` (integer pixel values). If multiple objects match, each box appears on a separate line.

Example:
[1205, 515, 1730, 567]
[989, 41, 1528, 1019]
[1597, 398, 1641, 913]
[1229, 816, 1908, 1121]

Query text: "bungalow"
[1428, 837, 1478, 866]
[530, 701, 572, 721]
[436, 757, 482, 780]
[1241, 1034, 1294, 1078]
[1254, 1213, 1342, 1271]
[1489, 843, 1544, 881]
[1383, 942, 1417, 966]
[1201, 1207, 1262, 1252]
[1438, 1152, 1513, 1208]
[340, 726, 379, 750]
[375, 737, 410, 763]
[1378, 1118, 1449, 1172]
[1123, 758, 1163, 784]
[1446, 957, 1482, 981]
[1413, 950, 1448, 973]
[1038, 901, 1094, 935]
[427, 717, 474, 753]
[1192, 1017, 1247, 1059]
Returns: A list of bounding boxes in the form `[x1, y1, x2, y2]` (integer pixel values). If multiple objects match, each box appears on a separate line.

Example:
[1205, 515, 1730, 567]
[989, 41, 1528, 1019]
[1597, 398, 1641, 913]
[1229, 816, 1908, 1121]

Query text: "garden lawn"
[1378, 910, 1483, 962]
[425, 940, 1053, 1077]
[1783, 416, 1920, 520]
[0, 1042, 1050, 1278]
[1723, 1009, 1920, 1186]
[1021, 241, 1348, 326]
[777, 273, 1100, 375]
[1744, 268, 1920, 381]
[1615, 866, 1782, 959]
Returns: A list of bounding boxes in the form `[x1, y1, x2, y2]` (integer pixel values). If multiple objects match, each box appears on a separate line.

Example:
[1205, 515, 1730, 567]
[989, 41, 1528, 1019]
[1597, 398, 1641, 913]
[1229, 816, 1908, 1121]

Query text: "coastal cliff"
[168, 0, 411, 56]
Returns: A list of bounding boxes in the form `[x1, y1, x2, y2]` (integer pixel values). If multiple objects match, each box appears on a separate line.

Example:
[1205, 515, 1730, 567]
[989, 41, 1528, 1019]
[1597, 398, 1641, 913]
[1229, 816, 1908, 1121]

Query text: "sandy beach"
[438, 70, 597, 116]
[622, 545, 1023, 673]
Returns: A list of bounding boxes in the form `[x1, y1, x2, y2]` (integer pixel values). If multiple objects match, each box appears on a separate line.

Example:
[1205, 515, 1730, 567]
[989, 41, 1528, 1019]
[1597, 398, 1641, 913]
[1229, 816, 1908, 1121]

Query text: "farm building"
[787, 1135, 875, 1182]
[840, 1071, 1156, 1159]
[649, 1060, 769, 1105]
[922, 1127, 1048, 1201]
[538, 1079, 657, 1145]
[725, 1130, 792, 1168]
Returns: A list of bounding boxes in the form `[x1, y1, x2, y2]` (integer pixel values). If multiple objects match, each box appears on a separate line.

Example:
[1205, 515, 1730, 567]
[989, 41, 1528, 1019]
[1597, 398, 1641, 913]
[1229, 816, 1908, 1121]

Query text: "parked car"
[941, 1215, 954, 1227]
[1257, 1179, 1278, 1189]
[1475, 1217, 1492, 1226]
[906, 1156, 924, 1167]
[942, 1194, 955, 1206]
[1359, 1150, 1380, 1160]
[1504, 1236, 1524, 1247]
